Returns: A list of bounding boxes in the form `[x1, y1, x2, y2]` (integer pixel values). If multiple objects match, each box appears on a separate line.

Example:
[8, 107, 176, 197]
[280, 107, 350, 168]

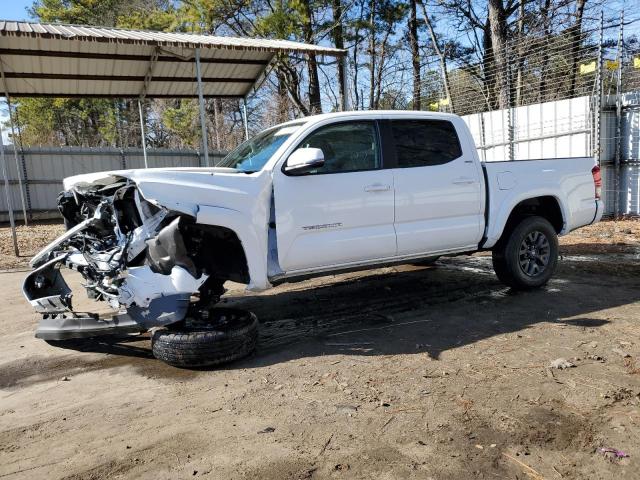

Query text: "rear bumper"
[592, 199, 605, 224]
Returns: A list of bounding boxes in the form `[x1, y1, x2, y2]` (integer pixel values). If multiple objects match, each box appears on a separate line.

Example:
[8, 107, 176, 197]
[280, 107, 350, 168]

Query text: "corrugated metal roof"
[0, 21, 346, 56]
[0, 20, 346, 99]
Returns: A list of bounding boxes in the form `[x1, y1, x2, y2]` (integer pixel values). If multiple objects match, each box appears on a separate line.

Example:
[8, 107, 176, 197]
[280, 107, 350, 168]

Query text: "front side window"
[218, 122, 304, 172]
[390, 120, 462, 168]
[292, 121, 380, 174]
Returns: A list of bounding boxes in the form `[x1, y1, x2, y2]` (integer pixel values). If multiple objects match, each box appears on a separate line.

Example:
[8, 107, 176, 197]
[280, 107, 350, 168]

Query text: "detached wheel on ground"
[491, 216, 559, 290]
[152, 308, 258, 368]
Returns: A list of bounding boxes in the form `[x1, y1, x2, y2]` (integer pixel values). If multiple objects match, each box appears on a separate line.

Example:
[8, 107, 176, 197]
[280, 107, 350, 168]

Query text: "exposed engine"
[22, 179, 237, 339]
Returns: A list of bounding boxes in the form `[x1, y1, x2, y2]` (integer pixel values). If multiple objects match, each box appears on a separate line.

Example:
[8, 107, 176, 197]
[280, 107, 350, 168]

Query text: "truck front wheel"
[491, 216, 559, 290]
[152, 308, 258, 368]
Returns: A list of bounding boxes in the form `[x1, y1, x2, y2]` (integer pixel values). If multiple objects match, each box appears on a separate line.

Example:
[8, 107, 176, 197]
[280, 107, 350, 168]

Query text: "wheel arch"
[488, 195, 566, 249]
[196, 205, 271, 291]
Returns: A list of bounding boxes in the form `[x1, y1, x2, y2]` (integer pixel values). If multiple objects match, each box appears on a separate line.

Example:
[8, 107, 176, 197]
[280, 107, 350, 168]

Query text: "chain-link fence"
[424, 11, 640, 217]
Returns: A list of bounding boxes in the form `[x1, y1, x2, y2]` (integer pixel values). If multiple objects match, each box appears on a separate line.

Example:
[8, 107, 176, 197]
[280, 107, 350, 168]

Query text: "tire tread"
[152, 310, 258, 368]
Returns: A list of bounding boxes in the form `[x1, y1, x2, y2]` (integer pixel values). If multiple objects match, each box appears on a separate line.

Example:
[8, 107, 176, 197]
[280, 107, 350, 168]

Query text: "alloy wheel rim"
[518, 230, 551, 277]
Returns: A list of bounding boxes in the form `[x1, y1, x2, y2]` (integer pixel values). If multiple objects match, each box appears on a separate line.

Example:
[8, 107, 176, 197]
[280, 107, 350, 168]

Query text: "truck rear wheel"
[491, 216, 558, 290]
[152, 308, 258, 368]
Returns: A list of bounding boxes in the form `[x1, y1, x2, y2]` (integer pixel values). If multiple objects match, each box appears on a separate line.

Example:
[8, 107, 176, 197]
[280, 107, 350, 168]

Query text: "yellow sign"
[579, 61, 596, 75]
[634, 56, 640, 69]
[605, 60, 619, 71]
[439, 98, 450, 106]
[429, 102, 439, 110]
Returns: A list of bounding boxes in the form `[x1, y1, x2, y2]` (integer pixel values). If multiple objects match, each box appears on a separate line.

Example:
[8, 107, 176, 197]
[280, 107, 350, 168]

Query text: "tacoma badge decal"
[302, 223, 342, 231]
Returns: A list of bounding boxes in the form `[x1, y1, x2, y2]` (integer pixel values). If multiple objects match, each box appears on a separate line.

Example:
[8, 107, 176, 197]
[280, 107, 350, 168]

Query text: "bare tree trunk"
[352, 0, 367, 110]
[212, 98, 222, 150]
[277, 60, 311, 116]
[488, 0, 509, 110]
[353, 39, 360, 109]
[569, 0, 587, 97]
[300, 0, 321, 113]
[275, 68, 292, 122]
[538, 0, 552, 102]
[307, 53, 321, 114]
[373, 24, 393, 109]
[369, 0, 376, 110]
[515, 0, 524, 106]
[409, 0, 420, 110]
[482, 19, 496, 110]
[332, 0, 347, 110]
[417, 0, 455, 112]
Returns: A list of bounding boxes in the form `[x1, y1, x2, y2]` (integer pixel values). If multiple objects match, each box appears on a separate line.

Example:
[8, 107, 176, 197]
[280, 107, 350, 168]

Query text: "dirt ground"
[1, 220, 640, 479]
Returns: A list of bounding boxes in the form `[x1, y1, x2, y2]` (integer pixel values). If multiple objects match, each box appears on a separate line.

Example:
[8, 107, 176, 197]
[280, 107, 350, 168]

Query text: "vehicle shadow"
[222, 256, 625, 369]
[559, 242, 639, 255]
[46, 335, 154, 360]
[45, 255, 638, 372]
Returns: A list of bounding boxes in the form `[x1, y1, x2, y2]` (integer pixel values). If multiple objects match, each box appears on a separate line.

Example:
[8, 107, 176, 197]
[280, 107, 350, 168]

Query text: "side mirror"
[284, 148, 324, 175]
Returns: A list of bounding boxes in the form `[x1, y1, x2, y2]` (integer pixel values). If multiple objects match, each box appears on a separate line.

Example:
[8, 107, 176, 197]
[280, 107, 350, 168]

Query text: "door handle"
[364, 183, 391, 192]
[452, 177, 476, 185]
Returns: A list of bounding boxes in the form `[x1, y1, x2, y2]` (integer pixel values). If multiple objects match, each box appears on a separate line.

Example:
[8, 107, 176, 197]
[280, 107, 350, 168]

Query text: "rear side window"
[390, 120, 462, 167]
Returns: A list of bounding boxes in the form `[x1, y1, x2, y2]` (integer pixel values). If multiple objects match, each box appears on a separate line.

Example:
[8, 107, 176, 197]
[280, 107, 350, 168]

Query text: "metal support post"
[341, 56, 351, 111]
[479, 112, 487, 162]
[1, 60, 28, 224]
[594, 11, 604, 165]
[506, 41, 515, 161]
[0, 123, 18, 256]
[613, 11, 624, 218]
[137, 48, 158, 169]
[138, 99, 148, 168]
[195, 48, 210, 167]
[242, 97, 249, 141]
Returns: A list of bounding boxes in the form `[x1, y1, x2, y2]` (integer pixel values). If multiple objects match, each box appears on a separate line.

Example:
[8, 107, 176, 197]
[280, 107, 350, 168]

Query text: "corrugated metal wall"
[462, 96, 594, 162]
[463, 96, 594, 162]
[462, 93, 640, 216]
[0, 147, 226, 222]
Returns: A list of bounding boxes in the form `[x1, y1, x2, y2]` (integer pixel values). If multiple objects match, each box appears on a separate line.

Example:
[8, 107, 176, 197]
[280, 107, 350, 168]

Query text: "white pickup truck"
[24, 111, 603, 366]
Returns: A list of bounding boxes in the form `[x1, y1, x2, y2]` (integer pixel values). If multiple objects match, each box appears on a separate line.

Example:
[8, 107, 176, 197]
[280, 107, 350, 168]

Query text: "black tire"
[152, 308, 258, 368]
[491, 216, 558, 290]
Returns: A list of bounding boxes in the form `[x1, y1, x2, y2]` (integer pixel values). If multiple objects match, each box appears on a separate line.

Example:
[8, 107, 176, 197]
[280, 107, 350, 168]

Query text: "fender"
[196, 205, 271, 292]
[483, 189, 568, 249]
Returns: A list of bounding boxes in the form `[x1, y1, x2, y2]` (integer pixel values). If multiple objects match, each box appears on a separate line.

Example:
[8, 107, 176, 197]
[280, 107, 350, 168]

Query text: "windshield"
[217, 122, 305, 172]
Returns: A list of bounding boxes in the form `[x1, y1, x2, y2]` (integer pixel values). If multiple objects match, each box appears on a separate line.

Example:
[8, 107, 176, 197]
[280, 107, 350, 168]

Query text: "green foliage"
[119, 7, 180, 31]
[161, 101, 200, 147]
[31, 0, 130, 25]
[14, 97, 120, 146]
[254, 1, 302, 39]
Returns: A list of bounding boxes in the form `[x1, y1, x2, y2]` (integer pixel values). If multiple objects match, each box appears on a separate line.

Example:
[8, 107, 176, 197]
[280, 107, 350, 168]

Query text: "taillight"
[592, 165, 602, 199]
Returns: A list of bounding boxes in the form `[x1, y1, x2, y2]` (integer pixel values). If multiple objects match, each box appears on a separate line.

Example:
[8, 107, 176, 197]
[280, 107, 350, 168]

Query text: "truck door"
[384, 119, 484, 256]
[273, 120, 396, 272]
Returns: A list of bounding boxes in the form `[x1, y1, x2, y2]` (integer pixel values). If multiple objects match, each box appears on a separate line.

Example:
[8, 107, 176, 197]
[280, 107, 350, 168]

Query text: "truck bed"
[481, 157, 602, 249]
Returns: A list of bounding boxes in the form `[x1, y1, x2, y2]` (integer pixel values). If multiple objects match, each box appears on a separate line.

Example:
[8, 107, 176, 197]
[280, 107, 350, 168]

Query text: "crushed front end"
[23, 178, 212, 340]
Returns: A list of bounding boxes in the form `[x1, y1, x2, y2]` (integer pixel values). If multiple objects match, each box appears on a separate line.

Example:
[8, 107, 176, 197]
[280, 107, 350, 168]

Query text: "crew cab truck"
[23, 111, 604, 367]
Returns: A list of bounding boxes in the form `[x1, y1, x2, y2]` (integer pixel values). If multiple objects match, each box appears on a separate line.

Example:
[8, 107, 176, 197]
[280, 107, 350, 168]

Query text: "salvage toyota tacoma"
[23, 111, 604, 367]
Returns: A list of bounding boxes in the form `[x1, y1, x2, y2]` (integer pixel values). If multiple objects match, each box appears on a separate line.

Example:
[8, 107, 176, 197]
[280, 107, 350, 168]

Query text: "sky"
[2, 0, 34, 22]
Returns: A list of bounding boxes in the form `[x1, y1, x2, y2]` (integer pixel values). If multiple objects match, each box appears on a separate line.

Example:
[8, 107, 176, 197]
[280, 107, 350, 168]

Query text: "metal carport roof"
[0, 21, 345, 99]
[0, 20, 347, 255]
